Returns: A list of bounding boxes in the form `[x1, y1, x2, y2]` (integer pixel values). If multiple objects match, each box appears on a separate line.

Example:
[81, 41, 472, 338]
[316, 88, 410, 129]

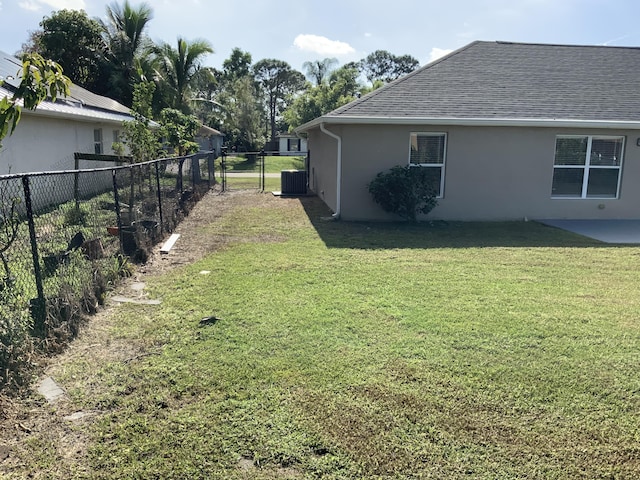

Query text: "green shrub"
[368, 165, 438, 221]
[0, 295, 34, 390]
[63, 204, 88, 226]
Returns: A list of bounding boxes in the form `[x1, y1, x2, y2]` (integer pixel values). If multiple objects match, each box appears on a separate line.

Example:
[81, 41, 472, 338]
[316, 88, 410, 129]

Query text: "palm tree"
[101, 0, 154, 106]
[150, 37, 214, 112]
[302, 58, 338, 85]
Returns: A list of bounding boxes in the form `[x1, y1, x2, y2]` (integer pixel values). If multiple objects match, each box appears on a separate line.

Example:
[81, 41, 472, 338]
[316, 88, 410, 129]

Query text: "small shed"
[277, 134, 307, 156]
[196, 125, 224, 156]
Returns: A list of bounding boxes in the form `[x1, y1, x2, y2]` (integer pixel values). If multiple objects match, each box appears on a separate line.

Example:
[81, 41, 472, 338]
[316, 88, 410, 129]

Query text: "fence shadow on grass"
[298, 196, 626, 250]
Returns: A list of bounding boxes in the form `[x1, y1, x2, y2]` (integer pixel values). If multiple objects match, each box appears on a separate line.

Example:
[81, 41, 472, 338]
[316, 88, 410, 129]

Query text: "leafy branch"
[0, 53, 71, 147]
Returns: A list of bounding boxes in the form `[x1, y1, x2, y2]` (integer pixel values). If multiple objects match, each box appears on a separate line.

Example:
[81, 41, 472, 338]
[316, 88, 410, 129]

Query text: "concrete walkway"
[224, 172, 280, 178]
[538, 219, 640, 244]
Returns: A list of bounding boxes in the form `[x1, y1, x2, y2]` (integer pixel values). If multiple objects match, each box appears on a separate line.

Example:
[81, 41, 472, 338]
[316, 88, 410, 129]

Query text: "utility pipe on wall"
[319, 122, 342, 219]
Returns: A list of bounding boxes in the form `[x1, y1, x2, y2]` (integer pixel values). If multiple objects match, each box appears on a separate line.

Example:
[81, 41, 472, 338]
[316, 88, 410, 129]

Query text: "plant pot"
[82, 238, 105, 260]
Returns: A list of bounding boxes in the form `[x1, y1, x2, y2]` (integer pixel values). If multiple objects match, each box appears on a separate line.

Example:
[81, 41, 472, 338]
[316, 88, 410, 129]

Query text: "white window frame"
[408, 132, 447, 198]
[94, 128, 103, 155]
[551, 135, 624, 199]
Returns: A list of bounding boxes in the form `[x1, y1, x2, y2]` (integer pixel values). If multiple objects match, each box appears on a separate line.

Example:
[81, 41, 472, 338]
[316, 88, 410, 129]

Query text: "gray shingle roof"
[316, 41, 640, 125]
[0, 49, 132, 121]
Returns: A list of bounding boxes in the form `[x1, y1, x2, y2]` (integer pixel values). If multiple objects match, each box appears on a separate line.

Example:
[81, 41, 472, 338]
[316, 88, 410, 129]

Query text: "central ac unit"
[281, 170, 307, 194]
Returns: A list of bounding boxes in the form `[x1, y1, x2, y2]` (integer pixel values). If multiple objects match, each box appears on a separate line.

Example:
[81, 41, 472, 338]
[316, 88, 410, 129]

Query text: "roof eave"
[295, 116, 640, 132]
[22, 106, 134, 125]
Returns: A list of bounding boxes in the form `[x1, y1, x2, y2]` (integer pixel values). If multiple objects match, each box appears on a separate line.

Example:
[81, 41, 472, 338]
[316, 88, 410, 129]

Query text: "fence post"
[112, 169, 124, 254]
[155, 161, 164, 233]
[221, 147, 227, 192]
[191, 154, 198, 188]
[208, 152, 214, 187]
[260, 149, 265, 192]
[177, 157, 184, 193]
[22, 176, 46, 331]
[73, 153, 80, 209]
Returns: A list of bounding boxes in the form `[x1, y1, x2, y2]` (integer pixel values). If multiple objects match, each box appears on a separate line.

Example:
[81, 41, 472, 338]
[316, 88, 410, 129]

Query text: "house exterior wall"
[0, 114, 122, 175]
[307, 128, 339, 213]
[309, 123, 640, 221]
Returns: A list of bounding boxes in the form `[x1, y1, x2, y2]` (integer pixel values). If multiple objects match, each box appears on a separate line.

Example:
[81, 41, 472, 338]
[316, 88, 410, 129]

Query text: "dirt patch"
[0, 188, 298, 477]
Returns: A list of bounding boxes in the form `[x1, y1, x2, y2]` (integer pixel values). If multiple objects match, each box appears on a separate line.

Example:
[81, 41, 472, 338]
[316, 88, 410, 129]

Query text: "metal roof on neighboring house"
[298, 41, 640, 131]
[198, 124, 224, 137]
[0, 49, 133, 124]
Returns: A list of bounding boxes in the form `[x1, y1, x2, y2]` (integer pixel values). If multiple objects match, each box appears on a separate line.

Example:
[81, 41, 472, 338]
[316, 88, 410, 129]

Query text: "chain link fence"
[219, 150, 266, 192]
[0, 152, 216, 334]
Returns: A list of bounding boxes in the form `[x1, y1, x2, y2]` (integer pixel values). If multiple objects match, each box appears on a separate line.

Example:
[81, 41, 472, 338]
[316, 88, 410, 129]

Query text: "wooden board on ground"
[160, 234, 180, 254]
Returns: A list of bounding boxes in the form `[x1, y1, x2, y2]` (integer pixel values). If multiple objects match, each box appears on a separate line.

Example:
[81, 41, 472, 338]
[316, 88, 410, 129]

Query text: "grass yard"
[7, 193, 640, 479]
[215, 175, 282, 192]
[222, 155, 305, 173]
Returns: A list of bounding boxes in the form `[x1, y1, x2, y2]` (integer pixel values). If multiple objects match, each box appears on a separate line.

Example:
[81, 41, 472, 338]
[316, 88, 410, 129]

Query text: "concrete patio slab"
[538, 219, 640, 244]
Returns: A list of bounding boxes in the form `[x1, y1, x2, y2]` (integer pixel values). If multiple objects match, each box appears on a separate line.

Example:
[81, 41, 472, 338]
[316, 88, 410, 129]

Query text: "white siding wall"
[0, 114, 123, 174]
[278, 136, 308, 155]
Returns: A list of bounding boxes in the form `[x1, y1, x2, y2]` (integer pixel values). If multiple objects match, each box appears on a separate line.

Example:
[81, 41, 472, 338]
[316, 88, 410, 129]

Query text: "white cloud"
[18, 1, 40, 11]
[293, 34, 355, 56]
[429, 47, 453, 62]
[19, 0, 86, 11]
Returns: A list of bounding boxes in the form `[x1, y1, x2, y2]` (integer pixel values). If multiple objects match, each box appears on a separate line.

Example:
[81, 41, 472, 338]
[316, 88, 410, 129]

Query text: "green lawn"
[214, 175, 282, 192]
[222, 155, 304, 173]
[14, 194, 640, 478]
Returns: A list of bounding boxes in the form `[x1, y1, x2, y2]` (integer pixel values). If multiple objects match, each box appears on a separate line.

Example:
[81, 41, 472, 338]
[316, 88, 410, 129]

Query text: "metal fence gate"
[219, 149, 266, 192]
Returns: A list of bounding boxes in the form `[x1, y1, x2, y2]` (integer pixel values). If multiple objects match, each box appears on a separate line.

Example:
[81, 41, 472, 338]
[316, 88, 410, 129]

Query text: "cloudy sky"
[0, 0, 639, 72]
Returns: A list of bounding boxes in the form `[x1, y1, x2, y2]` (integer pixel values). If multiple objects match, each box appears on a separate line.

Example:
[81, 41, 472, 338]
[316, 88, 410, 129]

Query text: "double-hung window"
[552, 135, 624, 198]
[409, 132, 446, 197]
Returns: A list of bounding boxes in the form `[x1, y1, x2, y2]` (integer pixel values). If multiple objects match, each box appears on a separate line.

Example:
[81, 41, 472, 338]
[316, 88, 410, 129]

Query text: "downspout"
[319, 122, 342, 219]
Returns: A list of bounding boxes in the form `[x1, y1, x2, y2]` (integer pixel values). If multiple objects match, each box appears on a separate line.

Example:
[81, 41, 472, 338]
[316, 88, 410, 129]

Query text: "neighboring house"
[195, 124, 224, 156]
[296, 41, 640, 221]
[276, 134, 307, 156]
[0, 50, 134, 175]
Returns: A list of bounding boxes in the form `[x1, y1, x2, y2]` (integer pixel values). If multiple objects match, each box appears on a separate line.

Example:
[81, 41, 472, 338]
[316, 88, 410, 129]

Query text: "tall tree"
[360, 50, 419, 84]
[23, 10, 106, 93]
[252, 59, 305, 142]
[302, 57, 338, 85]
[101, 0, 154, 106]
[284, 64, 361, 128]
[222, 48, 252, 82]
[190, 66, 221, 124]
[219, 76, 265, 151]
[150, 37, 213, 113]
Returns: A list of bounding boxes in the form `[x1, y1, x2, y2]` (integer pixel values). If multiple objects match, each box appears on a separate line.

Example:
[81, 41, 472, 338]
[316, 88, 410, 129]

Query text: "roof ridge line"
[331, 41, 482, 116]
[495, 40, 640, 50]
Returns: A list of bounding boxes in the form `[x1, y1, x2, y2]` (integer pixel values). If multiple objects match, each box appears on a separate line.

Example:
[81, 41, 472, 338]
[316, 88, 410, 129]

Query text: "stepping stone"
[37, 376, 65, 404]
[64, 411, 92, 422]
[111, 295, 161, 305]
